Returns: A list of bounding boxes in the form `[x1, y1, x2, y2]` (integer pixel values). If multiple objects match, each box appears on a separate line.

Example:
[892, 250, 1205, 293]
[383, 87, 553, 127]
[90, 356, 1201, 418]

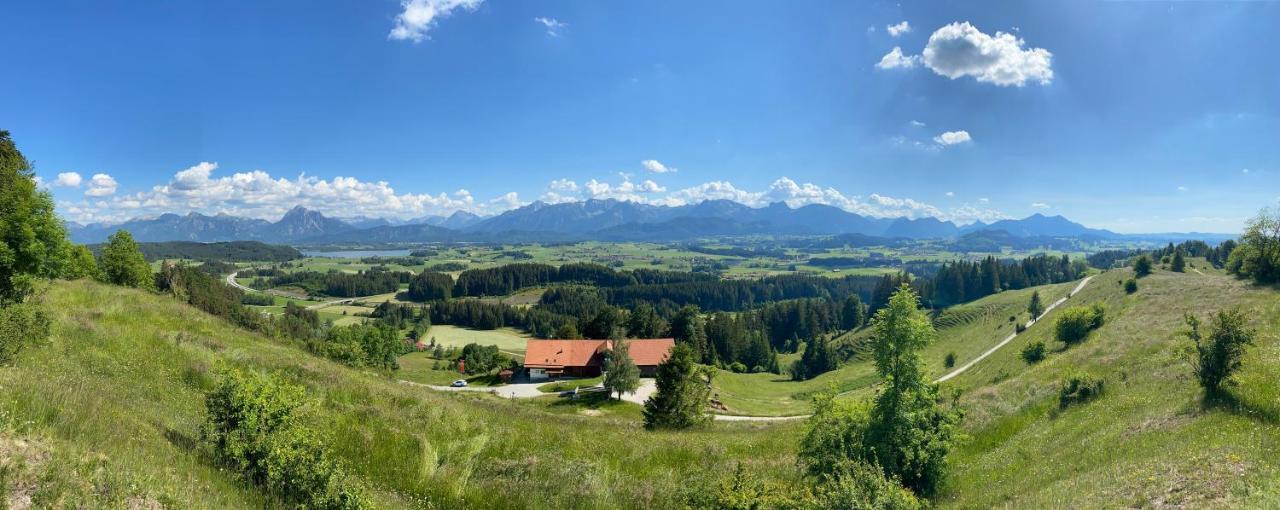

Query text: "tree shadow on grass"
[161, 424, 199, 452]
[549, 390, 629, 411]
[1201, 389, 1280, 425]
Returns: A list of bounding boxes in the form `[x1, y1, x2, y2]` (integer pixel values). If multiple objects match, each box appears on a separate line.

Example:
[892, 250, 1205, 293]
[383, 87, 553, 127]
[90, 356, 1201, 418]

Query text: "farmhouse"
[523, 338, 675, 380]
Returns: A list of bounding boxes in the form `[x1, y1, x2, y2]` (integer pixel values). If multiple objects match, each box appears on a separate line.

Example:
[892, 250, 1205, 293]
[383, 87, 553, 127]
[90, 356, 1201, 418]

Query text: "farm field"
[423, 324, 530, 356]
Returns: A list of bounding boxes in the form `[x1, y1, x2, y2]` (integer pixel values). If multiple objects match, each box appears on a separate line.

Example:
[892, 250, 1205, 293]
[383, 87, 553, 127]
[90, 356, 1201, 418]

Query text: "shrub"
[1182, 309, 1255, 396]
[1133, 255, 1153, 277]
[943, 352, 956, 368]
[1124, 278, 1138, 294]
[0, 301, 50, 364]
[1015, 322, 1026, 334]
[729, 361, 748, 373]
[1020, 341, 1047, 364]
[1058, 372, 1104, 409]
[1055, 303, 1106, 345]
[201, 369, 366, 509]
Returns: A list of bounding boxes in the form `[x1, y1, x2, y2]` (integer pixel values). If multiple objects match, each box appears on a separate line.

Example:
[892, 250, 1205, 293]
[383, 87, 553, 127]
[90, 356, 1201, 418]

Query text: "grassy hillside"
[711, 279, 1079, 416]
[0, 280, 800, 508]
[5, 263, 1280, 508]
[939, 265, 1280, 508]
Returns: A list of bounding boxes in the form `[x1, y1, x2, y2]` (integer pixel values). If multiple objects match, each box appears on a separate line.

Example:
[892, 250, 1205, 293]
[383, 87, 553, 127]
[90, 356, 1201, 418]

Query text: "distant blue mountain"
[67, 199, 1228, 246]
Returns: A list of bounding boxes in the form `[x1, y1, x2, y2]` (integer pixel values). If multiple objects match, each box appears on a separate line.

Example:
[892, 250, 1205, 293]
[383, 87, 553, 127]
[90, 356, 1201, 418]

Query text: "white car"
[451, 379, 468, 387]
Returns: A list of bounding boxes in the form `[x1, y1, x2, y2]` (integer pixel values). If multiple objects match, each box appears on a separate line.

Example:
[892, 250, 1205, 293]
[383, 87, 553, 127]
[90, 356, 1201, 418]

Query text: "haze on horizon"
[3, 1, 1278, 234]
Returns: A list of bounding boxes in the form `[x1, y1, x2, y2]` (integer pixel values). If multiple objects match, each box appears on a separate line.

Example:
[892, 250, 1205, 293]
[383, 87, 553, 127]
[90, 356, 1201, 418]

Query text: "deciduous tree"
[101, 230, 154, 289]
[603, 338, 641, 400]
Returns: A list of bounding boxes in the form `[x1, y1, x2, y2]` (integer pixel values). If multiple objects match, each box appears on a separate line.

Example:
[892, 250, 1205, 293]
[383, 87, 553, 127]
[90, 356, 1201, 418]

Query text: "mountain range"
[67, 199, 1230, 246]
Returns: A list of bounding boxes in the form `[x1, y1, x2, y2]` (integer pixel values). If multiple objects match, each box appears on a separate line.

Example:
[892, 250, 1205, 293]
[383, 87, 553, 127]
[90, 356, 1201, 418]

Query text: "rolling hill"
[5, 260, 1279, 507]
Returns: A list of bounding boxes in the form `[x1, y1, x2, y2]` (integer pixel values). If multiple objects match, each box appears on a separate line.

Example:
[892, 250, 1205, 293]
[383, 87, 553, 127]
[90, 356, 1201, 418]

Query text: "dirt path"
[933, 275, 1093, 383]
[714, 275, 1096, 422]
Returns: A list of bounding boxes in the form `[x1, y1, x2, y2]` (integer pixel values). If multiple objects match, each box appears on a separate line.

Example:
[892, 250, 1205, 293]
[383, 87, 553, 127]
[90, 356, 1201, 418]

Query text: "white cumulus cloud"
[933, 130, 972, 145]
[54, 172, 83, 188]
[641, 159, 677, 173]
[389, 0, 482, 43]
[85, 174, 118, 197]
[887, 21, 911, 37]
[921, 21, 1053, 86]
[875, 47, 921, 69]
[1031, 202, 1050, 209]
[534, 16, 566, 37]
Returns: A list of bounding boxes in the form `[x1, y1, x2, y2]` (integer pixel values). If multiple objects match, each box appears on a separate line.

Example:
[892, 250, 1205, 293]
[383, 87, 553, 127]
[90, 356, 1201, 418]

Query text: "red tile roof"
[524, 338, 674, 369]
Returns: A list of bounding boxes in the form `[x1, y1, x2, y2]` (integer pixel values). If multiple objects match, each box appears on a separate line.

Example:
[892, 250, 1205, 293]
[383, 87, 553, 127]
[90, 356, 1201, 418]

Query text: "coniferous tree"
[1171, 250, 1186, 273]
[625, 301, 668, 338]
[1028, 291, 1044, 319]
[670, 305, 710, 363]
[841, 295, 865, 331]
[1133, 255, 1154, 277]
[555, 323, 580, 339]
[643, 343, 710, 429]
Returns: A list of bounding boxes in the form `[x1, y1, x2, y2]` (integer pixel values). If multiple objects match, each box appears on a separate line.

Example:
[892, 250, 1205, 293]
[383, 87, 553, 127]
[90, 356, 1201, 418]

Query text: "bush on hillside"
[1020, 341, 1047, 364]
[684, 461, 921, 510]
[1058, 372, 1105, 409]
[1182, 309, 1255, 396]
[1054, 303, 1106, 345]
[0, 301, 50, 364]
[1227, 208, 1280, 284]
[201, 369, 366, 509]
[1133, 255, 1154, 277]
[943, 352, 956, 368]
[1124, 278, 1138, 294]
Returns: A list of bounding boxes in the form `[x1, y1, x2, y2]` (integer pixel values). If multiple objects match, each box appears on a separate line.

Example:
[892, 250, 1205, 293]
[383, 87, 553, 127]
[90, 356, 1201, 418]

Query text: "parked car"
[451, 379, 468, 387]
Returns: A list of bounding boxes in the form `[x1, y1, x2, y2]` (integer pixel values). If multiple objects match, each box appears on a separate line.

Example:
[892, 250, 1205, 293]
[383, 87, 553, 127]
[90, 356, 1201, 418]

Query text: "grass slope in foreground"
[0, 280, 799, 508]
[940, 265, 1280, 508]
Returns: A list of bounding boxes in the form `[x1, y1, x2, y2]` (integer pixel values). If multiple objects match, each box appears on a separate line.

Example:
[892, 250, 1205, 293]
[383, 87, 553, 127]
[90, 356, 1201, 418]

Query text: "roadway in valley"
[226, 269, 358, 310]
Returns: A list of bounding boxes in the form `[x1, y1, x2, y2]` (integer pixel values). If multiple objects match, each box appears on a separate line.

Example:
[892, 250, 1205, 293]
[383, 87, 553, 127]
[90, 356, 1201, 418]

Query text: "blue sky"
[3, 0, 1278, 233]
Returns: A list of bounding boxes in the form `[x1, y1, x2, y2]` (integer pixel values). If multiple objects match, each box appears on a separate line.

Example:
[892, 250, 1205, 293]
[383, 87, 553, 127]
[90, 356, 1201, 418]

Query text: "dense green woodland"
[119, 240, 302, 262]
